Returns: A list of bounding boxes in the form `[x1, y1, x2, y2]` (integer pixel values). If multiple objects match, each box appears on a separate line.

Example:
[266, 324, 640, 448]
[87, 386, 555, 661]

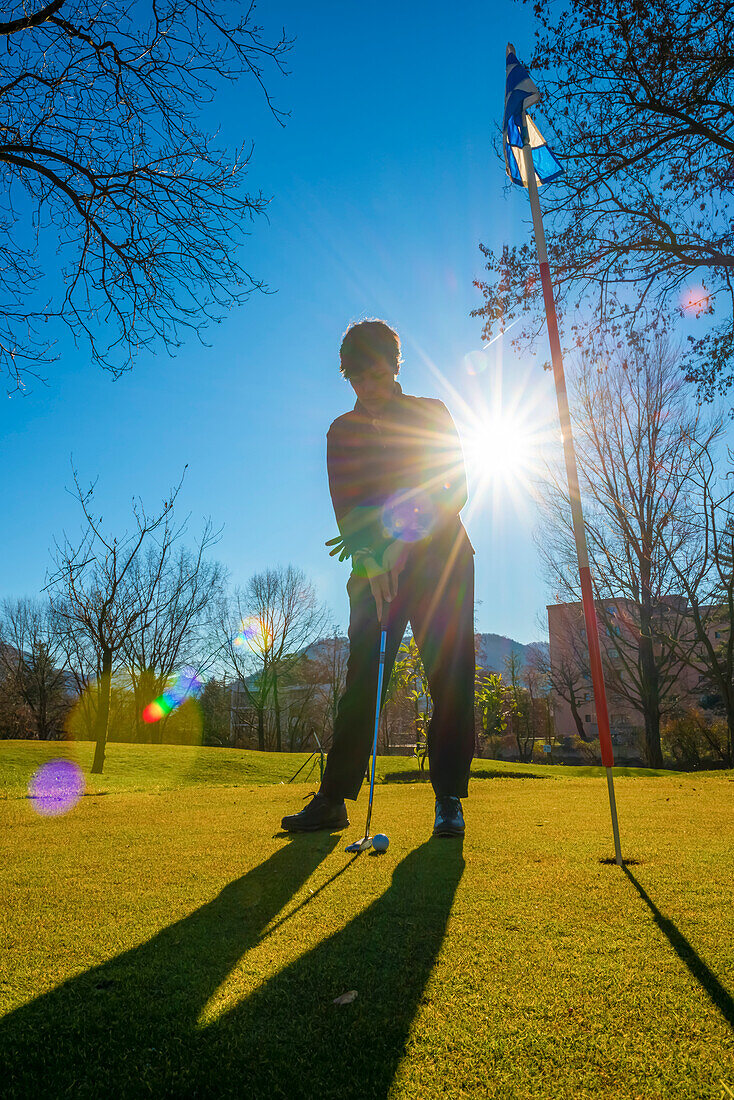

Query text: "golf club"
[345, 611, 388, 853]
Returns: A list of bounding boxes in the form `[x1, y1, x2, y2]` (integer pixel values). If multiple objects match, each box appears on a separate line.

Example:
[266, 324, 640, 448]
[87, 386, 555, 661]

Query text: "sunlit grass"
[1, 745, 732, 1097]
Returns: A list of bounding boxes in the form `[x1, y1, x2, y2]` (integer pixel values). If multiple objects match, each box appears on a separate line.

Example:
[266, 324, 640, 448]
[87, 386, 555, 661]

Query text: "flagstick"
[521, 111, 623, 867]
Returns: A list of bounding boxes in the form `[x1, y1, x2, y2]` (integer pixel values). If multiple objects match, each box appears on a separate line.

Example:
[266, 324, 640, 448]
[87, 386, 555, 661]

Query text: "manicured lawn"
[1, 741, 732, 1098]
[0, 737, 711, 802]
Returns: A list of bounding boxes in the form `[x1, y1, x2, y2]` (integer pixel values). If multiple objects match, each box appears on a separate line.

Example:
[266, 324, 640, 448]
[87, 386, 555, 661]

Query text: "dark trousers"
[320, 524, 475, 802]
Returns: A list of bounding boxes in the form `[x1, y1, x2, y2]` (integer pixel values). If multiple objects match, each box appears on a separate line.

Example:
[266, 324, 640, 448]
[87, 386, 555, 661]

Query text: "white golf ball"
[372, 833, 389, 852]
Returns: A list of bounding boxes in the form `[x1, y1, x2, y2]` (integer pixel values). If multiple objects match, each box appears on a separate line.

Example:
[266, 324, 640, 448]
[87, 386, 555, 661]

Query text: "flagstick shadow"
[622, 865, 734, 1033]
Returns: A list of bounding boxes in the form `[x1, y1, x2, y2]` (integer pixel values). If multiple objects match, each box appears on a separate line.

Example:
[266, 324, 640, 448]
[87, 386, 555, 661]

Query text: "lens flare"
[232, 616, 270, 650]
[381, 490, 437, 542]
[28, 759, 85, 816]
[142, 666, 203, 725]
[463, 350, 489, 377]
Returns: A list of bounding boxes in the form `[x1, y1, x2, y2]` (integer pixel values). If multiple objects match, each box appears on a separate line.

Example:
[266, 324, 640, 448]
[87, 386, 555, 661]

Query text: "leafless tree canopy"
[0, 0, 290, 389]
[659, 441, 734, 765]
[0, 596, 70, 738]
[537, 337, 722, 766]
[47, 467, 213, 770]
[223, 565, 328, 752]
[473, 0, 734, 401]
[122, 529, 226, 740]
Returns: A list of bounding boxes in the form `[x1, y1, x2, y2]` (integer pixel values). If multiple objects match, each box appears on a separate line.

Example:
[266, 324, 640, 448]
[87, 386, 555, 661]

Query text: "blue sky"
[2, 1, 563, 643]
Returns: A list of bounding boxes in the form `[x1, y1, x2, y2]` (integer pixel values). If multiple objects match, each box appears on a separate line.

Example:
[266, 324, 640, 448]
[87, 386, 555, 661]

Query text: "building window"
[585, 714, 591, 723]
[584, 692, 591, 702]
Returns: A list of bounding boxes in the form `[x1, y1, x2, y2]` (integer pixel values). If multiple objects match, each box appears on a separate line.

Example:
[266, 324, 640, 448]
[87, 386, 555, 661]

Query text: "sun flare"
[463, 411, 541, 494]
[466, 417, 534, 484]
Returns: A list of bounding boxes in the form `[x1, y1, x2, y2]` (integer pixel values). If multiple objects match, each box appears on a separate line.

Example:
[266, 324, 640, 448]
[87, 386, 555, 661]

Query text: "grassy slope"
[1, 742, 732, 1098]
[0, 739, 724, 802]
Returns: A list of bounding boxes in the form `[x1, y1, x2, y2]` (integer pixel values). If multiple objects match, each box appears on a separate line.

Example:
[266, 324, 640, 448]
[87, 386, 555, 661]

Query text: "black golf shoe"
[281, 792, 349, 833]
[433, 796, 465, 838]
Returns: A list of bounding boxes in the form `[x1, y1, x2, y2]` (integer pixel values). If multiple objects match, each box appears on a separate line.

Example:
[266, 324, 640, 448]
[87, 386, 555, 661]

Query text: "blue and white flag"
[504, 43, 563, 187]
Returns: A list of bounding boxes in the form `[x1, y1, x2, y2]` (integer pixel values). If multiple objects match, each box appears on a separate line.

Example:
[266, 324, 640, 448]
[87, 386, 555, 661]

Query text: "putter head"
[345, 836, 373, 853]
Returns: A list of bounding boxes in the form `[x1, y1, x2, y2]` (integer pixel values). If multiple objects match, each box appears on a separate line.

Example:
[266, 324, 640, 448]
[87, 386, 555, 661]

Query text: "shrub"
[569, 735, 601, 764]
[661, 708, 727, 770]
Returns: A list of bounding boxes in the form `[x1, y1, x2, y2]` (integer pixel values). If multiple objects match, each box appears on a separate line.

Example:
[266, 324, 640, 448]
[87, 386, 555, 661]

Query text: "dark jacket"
[327, 382, 471, 563]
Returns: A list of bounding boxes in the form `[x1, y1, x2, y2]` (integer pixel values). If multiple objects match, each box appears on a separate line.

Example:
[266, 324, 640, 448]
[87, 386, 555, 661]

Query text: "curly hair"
[339, 319, 402, 379]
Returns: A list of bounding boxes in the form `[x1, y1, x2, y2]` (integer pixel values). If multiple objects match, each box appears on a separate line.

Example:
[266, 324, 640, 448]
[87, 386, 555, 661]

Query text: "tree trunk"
[568, 690, 589, 741]
[257, 706, 265, 751]
[38, 690, 49, 741]
[638, 596, 663, 768]
[91, 648, 113, 774]
[273, 674, 282, 753]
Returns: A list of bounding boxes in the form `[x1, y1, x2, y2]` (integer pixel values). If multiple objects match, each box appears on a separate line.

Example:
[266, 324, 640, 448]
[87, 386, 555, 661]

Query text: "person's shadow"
[2, 837, 464, 1098]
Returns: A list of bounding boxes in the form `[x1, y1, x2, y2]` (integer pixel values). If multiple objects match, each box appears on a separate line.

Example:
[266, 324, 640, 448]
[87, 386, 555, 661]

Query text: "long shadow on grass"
[623, 866, 734, 1033]
[0, 833, 338, 1097]
[1, 838, 464, 1098]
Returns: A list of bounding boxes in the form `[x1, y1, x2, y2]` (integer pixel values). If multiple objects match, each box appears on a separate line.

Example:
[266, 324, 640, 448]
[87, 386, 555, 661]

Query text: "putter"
[345, 611, 388, 853]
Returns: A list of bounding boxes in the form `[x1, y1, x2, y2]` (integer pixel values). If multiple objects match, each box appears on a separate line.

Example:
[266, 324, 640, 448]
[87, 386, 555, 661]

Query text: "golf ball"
[372, 833, 389, 852]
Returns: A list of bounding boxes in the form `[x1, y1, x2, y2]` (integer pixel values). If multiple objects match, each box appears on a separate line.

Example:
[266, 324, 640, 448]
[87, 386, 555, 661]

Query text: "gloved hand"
[325, 534, 350, 562]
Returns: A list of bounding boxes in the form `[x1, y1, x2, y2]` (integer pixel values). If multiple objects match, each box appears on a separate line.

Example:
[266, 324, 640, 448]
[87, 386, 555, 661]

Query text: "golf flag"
[504, 43, 563, 187]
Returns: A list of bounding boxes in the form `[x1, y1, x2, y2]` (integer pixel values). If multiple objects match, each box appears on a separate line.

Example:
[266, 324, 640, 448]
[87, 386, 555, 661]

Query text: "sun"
[463, 410, 540, 494]
[411, 333, 557, 523]
[465, 416, 535, 485]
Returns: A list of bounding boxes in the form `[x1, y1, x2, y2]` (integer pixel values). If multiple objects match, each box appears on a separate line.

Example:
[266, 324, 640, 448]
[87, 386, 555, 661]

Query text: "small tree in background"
[659, 443, 734, 768]
[384, 637, 432, 766]
[200, 678, 231, 747]
[474, 671, 509, 758]
[0, 675, 34, 738]
[504, 651, 535, 763]
[48, 469, 186, 773]
[307, 629, 348, 752]
[122, 534, 225, 743]
[222, 566, 327, 751]
[0, 597, 70, 739]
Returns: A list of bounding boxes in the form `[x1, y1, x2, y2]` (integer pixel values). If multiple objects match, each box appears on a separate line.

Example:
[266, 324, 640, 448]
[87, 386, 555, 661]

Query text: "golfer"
[281, 320, 475, 837]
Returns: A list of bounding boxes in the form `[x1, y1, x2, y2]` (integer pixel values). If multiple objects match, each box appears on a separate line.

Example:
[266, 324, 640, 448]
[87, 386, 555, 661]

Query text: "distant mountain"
[304, 633, 547, 674]
[474, 633, 547, 674]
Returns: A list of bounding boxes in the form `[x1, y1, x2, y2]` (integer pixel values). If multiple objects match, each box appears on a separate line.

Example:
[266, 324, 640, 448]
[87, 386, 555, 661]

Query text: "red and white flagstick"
[521, 111, 623, 867]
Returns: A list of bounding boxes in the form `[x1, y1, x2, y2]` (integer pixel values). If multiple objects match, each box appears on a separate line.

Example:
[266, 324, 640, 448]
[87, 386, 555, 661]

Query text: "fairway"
[1, 744, 732, 1098]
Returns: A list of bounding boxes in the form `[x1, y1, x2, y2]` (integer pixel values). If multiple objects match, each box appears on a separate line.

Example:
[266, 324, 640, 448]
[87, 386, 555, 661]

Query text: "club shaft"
[363, 626, 387, 839]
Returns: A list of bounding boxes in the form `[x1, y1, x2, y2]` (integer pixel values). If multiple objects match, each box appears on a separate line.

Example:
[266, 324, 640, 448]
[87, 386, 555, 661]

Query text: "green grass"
[1, 740, 732, 1098]
[0, 738, 724, 803]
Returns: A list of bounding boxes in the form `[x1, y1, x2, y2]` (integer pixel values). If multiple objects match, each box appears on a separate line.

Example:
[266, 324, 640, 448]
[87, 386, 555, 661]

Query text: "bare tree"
[223, 565, 328, 752]
[0, 675, 34, 738]
[531, 608, 591, 741]
[122, 533, 225, 742]
[304, 628, 348, 751]
[48, 469, 186, 772]
[0, 0, 290, 389]
[473, 0, 734, 402]
[0, 597, 69, 738]
[199, 677, 231, 747]
[659, 442, 734, 766]
[537, 337, 721, 767]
